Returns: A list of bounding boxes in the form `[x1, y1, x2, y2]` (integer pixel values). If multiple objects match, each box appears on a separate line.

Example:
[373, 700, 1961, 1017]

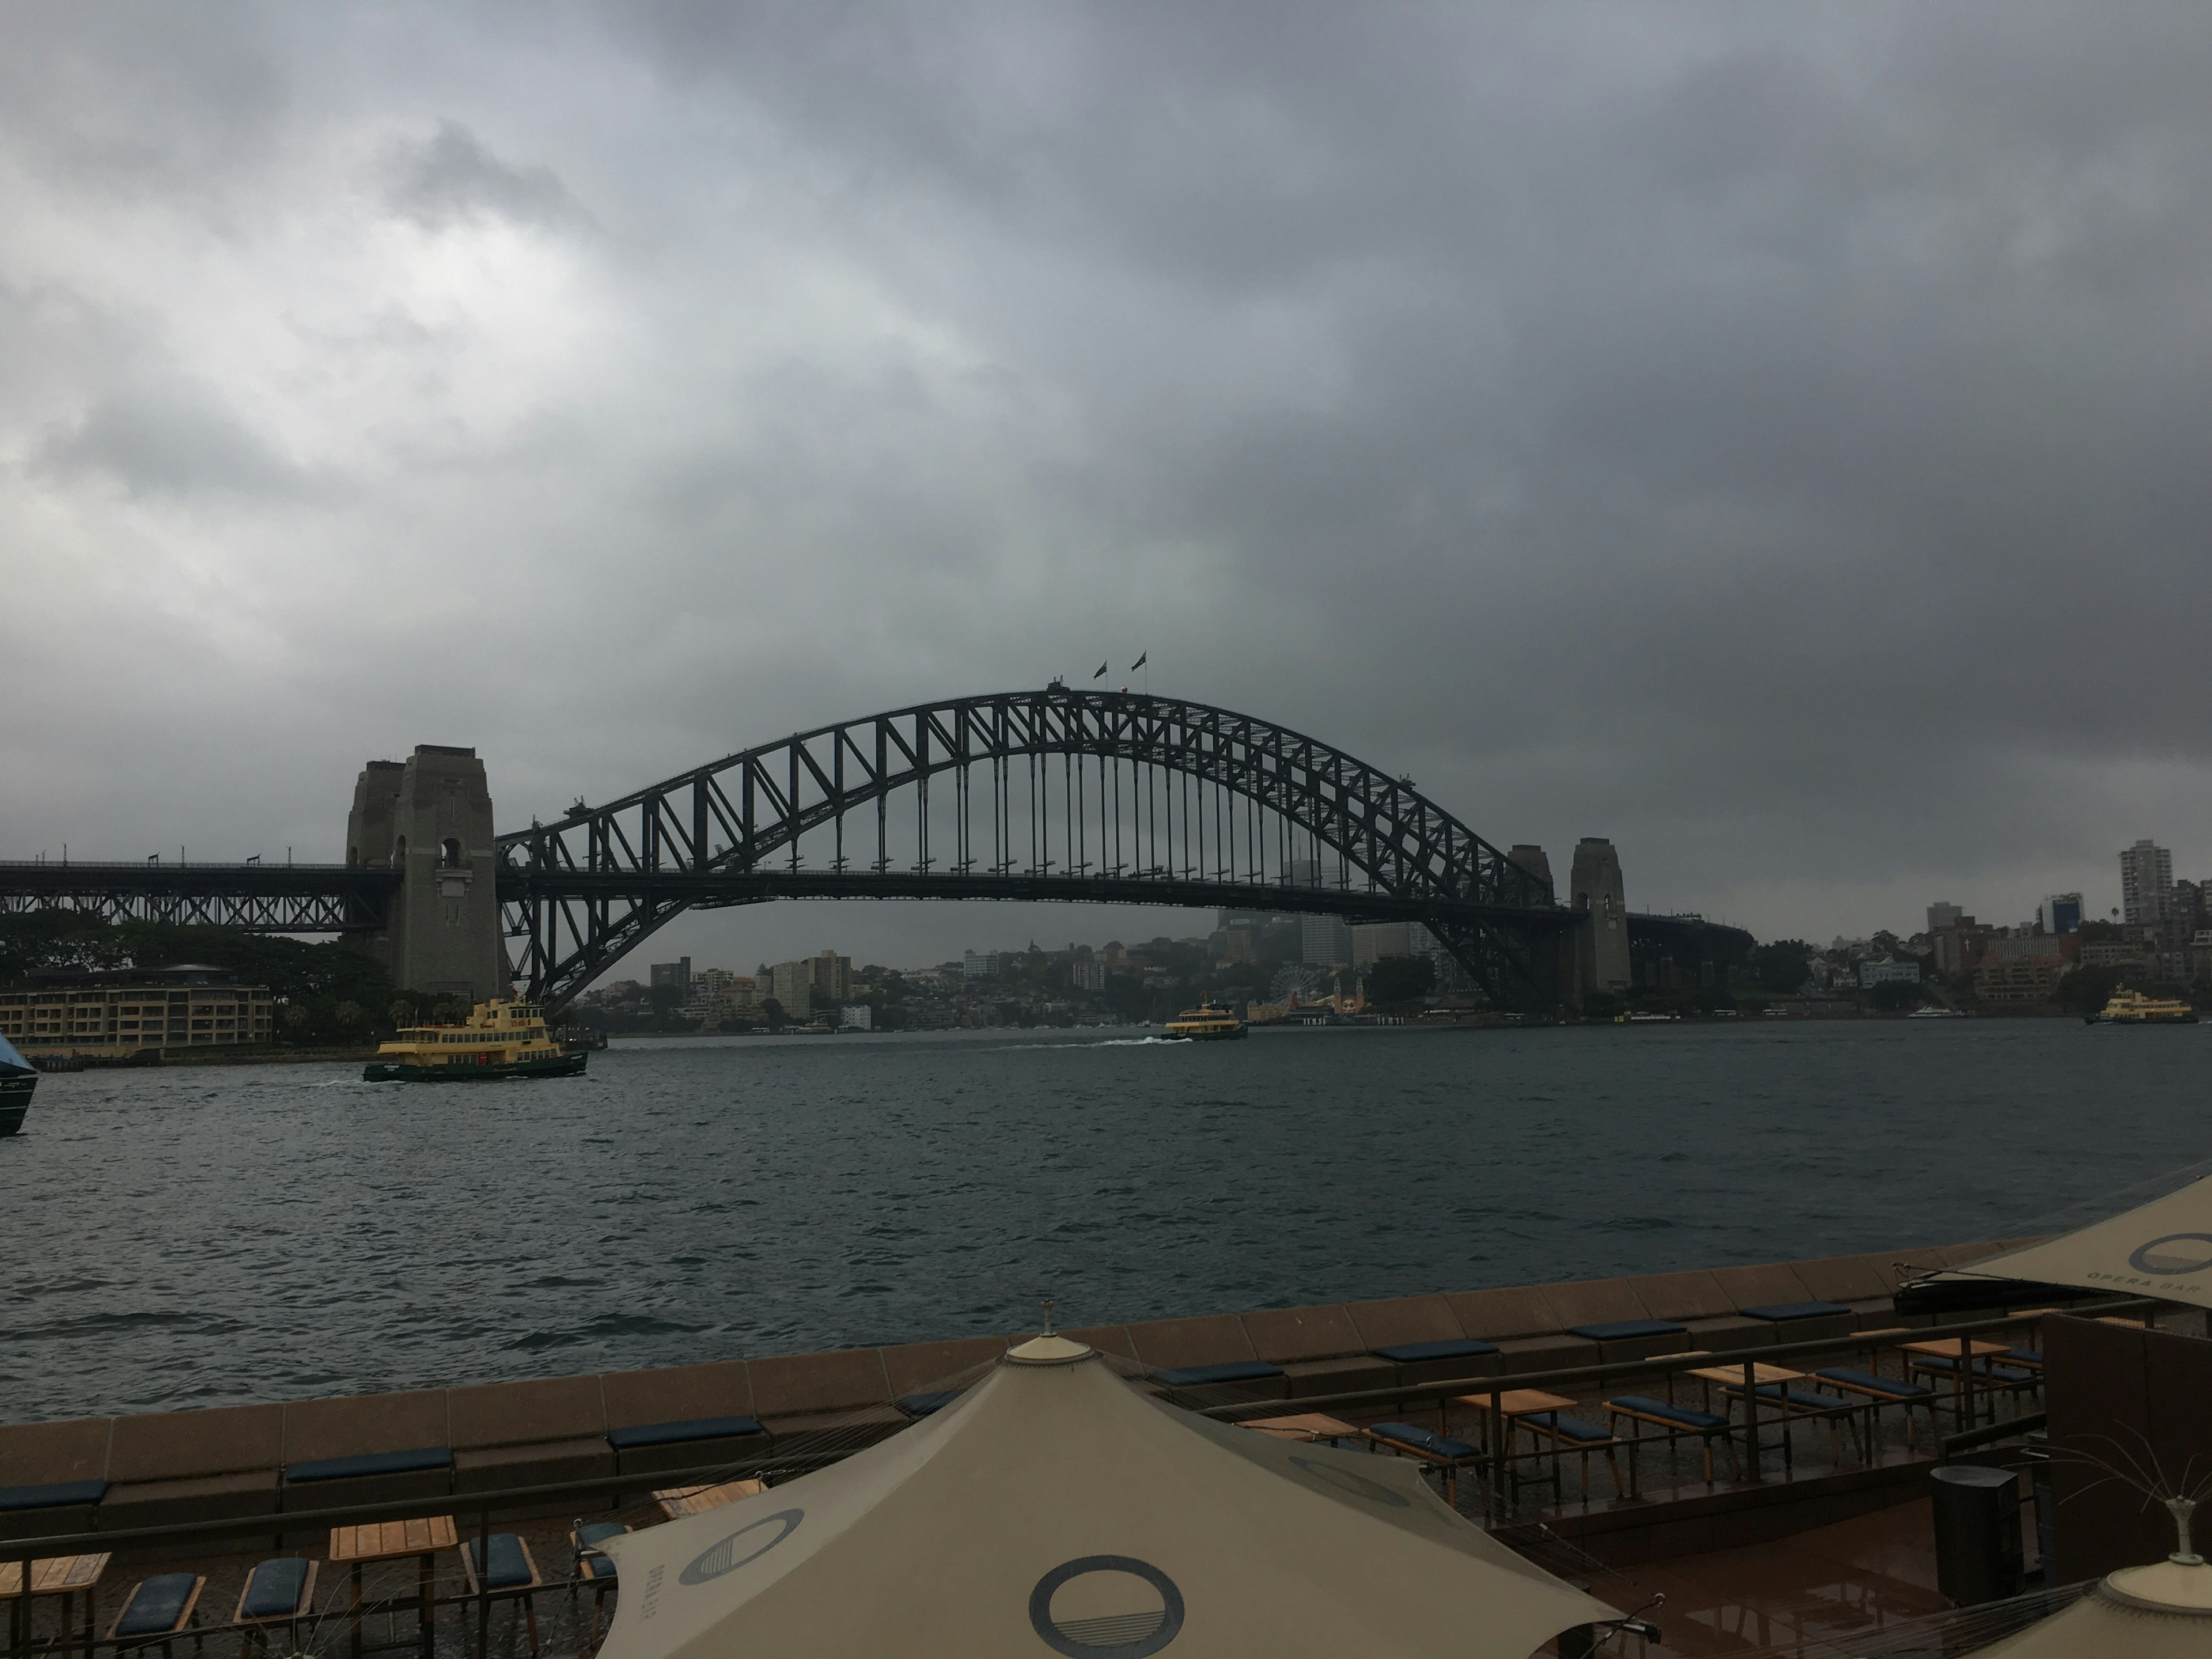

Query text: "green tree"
[1363, 955, 1436, 1006]
[2056, 966, 2118, 1016]
[1749, 940, 1813, 994]
[760, 997, 788, 1031]
[1868, 980, 1922, 1012]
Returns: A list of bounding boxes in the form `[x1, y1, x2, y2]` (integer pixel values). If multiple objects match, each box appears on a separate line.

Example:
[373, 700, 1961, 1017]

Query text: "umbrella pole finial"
[1040, 1297, 1056, 1337]
[2167, 1497, 2203, 1566]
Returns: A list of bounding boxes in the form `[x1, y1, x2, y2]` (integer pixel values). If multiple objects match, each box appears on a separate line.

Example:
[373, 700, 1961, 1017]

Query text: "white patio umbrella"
[598, 1333, 1619, 1659]
[1906, 1173, 2212, 1313]
[1974, 1505, 2212, 1658]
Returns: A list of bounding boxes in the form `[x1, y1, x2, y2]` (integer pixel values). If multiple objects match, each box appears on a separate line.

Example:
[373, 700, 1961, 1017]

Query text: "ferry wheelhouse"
[363, 999, 587, 1082]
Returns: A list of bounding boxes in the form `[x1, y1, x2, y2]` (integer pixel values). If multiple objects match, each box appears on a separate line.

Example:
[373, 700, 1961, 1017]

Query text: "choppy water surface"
[5, 1020, 2205, 1420]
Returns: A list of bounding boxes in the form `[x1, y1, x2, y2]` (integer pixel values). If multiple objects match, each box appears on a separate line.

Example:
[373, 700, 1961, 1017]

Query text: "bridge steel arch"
[495, 688, 1574, 1011]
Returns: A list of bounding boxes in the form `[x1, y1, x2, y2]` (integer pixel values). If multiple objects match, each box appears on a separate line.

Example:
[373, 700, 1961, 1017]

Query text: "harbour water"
[4, 1019, 2203, 1423]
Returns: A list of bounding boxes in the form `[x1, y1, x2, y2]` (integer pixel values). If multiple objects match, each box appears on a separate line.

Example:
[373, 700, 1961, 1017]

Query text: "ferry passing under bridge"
[0, 688, 1752, 1013]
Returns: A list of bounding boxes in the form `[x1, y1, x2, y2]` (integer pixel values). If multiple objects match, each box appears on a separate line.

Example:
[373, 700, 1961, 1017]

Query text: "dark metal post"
[1741, 1358, 1760, 1484]
[1488, 1388, 1505, 1522]
[476, 1506, 492, 1659]
[9, 1546, 31, 1659]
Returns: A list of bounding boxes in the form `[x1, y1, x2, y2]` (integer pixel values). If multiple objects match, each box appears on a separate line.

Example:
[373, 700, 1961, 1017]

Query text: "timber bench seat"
[0, 1480, 105, 1513]
[285, 1448, 451, 1484]
[1606, 1395, 1741, 1486]
[1512, 1410, 1623, 1503]
[1810, 1368, 1940, 1451]
[1360, 1422, 1482, 1503]
[232, 1558, 316, 1656]
[108, 1572, 204, 1658]
[604, 1416, 764, 1451]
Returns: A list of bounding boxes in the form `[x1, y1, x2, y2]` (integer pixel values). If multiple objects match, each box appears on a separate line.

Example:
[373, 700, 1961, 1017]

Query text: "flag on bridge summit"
[1130, 652, 1147, 671]
[1093, 661, 1108, 677]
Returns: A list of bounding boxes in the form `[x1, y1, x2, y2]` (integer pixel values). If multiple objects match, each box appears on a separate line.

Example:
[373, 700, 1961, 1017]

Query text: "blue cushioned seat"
[465, 1534, 535, 1591]
[896, 1391, 960, 1418]
[1370, 1339, 1499, 1363]
[1522, 1411, 1612, 1444]
[605, 1416, 765, 1450]
[238, 1560, 312, 1621]
[573, 1521, 624, 1572]
[1149, 1362, 1284, 1388]
[1908, 1355, 2035, 1383]
[1567, 1320, 1686, 1342]
[1740, 1301, 1852, 1322]
[1728, 1381, 1853, 1414]
[286, 1446, 452, 1483]
[1814, 1367, 1934, 1400]
[0, 1479, 107, 1512]
[2007, 1347, 2043, 1365]
[115, 1574, 196, 1637]
[1365, 1422, 1478, 1460]
[1608, 1395, 1728, 1431]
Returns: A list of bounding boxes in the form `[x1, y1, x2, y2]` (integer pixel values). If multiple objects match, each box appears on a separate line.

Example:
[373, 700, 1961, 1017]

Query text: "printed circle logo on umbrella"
[2127, 1234, 2212, 1277]
[1029, 1555, 1184, 1657]
[678, 1509, 803, 1585]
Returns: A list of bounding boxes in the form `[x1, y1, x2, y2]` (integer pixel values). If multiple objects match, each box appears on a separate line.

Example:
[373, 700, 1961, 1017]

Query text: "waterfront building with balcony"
[0, 967, 274, 1056]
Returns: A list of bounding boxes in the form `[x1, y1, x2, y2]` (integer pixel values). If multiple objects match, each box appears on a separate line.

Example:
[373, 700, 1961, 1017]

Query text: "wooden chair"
[232, 1559, 317, 1657]
[461, 1534, 543, 1657]
[108, 1574, 205, 1659]
[570, 1521, 630, 1643]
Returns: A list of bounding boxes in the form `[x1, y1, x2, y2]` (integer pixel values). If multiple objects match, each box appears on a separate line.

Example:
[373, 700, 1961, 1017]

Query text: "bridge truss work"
[497, 687, 1575, 1010]
[0, 861, 397, 933]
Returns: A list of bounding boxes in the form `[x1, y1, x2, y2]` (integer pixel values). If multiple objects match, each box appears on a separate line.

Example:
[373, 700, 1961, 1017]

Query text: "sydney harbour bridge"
[0, 688, 1750, 1013]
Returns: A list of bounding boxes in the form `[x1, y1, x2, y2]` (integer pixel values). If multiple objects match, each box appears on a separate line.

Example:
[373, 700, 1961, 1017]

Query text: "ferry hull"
[363, 1052, 589, 1084]
[2086, 1012, 2198, 1026]
[1165, 1025, 1248, 1041]
[0, 1072, 33, 1136]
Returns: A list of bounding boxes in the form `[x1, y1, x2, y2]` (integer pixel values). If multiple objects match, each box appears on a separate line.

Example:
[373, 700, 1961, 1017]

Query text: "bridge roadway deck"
[497, 864, 1581, 928]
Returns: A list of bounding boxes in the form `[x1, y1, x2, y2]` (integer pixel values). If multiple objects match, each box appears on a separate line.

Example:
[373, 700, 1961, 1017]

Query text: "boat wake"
[994, 1036, 1186, 1050]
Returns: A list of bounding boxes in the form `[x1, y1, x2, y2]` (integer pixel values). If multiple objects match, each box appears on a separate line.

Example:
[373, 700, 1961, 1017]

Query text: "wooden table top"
[654, 1479, 766, 1520]
[1459, 1389, 1578, 1416]
[1240, 1414, 1360, 1442]
[2097, 1316, 2147, 1329]
[1688, 1363, 1804, 1385]
[1898, 1338, 2010, 1358]
[0, 1554, 109, 1597]
[329, 1517, 457, 1564]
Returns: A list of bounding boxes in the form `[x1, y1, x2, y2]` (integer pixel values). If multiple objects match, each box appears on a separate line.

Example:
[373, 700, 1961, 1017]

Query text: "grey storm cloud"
[382, 121, 588, 233]
[4, 1, 2212, 967]
[37, 380, 308, 498]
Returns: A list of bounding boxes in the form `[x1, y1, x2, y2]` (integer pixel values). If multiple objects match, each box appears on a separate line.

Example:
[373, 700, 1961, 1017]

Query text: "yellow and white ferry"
[2086, 986, 2199, 1027]
[363, 999, 588, 1082]
[1164, 1002, 1248, 1041]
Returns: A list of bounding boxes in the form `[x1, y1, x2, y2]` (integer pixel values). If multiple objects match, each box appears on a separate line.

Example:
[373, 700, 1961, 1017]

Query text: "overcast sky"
[6, 2, 2210, 971]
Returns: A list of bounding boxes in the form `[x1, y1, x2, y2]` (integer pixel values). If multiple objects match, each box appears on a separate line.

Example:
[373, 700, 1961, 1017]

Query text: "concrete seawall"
[0, 1236, 2032, 1541]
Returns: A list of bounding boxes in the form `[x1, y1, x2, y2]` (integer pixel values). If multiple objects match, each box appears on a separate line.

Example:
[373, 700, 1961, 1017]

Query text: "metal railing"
[1, 1445, 849, 1659]
[1194, 1299, 2153, 1520]
[0, 1298, 2154, 1659]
